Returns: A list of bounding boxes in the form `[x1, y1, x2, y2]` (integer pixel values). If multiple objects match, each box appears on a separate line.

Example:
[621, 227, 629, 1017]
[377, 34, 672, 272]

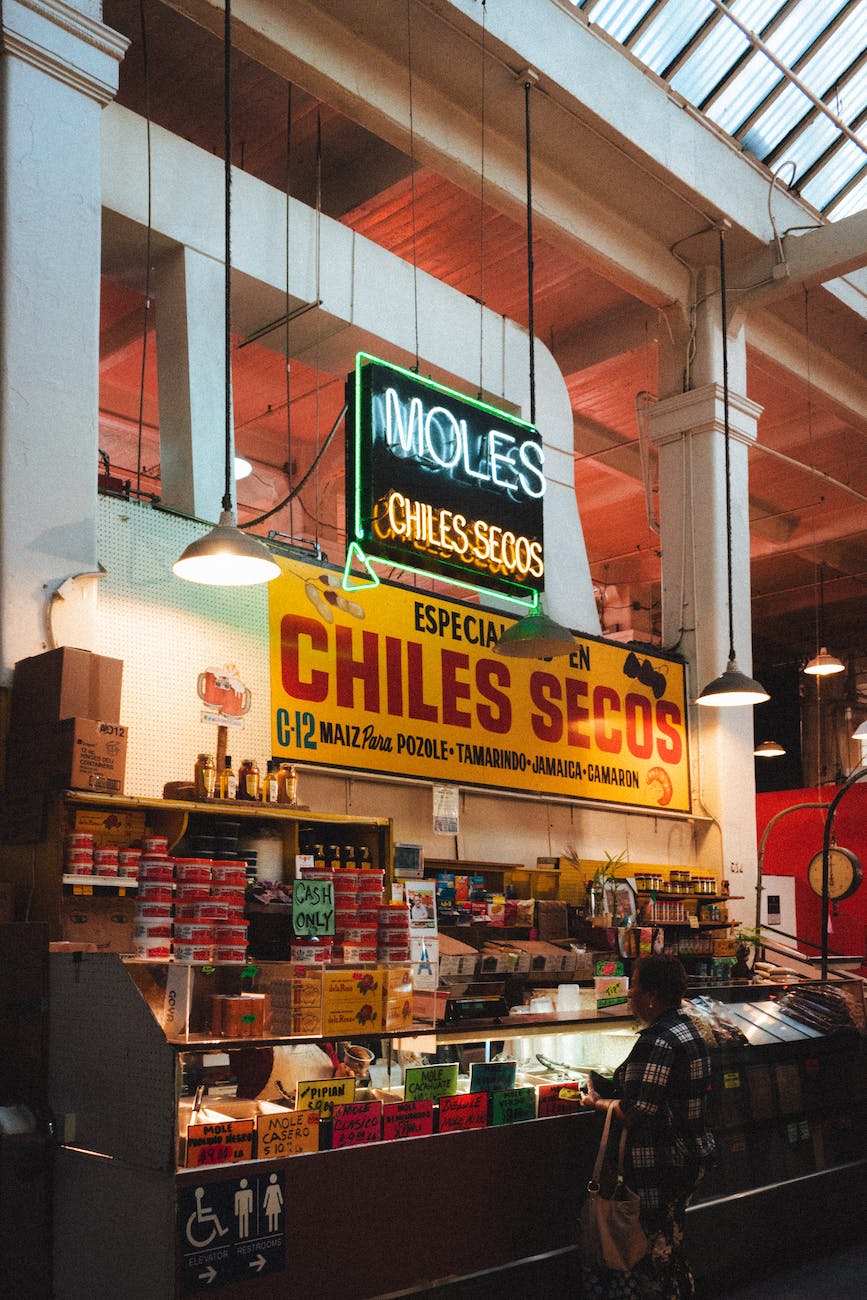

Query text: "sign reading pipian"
[346, 353, 545, 599]
[270, 559, 691, 812]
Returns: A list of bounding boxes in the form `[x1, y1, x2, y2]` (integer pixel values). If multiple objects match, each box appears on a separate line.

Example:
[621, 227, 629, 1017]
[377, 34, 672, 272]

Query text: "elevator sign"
[346, 353, 545, 599]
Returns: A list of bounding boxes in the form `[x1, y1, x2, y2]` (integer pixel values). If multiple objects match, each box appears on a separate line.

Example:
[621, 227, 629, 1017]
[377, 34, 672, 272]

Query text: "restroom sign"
[346, 353, 545, 599]
[179, 1170, 285, 1291]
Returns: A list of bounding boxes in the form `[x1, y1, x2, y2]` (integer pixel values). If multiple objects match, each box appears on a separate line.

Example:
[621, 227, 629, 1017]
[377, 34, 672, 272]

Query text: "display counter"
[47, 953, 867, 1299]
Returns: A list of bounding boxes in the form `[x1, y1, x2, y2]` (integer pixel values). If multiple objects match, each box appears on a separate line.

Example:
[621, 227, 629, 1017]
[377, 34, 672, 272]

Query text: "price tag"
[723, 1071, 741, 1089]
[331, 1100, 383, 1148]
[491, 1087, 536, 1126]
[382, 1099, 434, 1141]
[403, 1063, 459, 1103]
[438, 1091, 487, 1133]
[470, 1061, 517, 1095]
[185, 1119, 254, 1167]
[257, 1109, 319, 1158]
[295, 1076, 356, 1120]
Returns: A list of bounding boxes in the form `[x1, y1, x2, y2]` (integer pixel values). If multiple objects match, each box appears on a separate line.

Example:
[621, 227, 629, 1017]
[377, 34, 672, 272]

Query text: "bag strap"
[587, 1105, 630, 1192]
[588, 1104, 615, 1191]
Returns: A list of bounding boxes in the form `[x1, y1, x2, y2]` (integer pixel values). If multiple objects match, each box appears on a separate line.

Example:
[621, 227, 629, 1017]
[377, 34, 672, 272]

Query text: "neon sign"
[346, 354, 545, 598]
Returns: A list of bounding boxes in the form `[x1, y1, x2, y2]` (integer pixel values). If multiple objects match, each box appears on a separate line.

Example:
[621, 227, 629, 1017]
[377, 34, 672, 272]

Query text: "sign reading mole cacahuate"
[346, 354, 545, 599]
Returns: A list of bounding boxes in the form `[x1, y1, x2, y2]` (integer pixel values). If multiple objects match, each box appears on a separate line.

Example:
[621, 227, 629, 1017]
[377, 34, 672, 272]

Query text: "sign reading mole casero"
[346, 353, 545, 599]
[269, 559, 691, 812]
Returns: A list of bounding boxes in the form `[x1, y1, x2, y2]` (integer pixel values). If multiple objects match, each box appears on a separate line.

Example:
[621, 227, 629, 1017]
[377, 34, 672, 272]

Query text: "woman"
[580, 954, 715, 1298]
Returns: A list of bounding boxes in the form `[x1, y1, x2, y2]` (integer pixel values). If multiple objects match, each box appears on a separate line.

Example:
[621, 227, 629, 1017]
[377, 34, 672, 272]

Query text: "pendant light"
[696, 231, 769, 708]
[853, 721, 867, 741]
[803, 566, 844, 676]
[753, 739, 785, 758]
[493, 71, 577, 661]
[173, 0, 279, 587]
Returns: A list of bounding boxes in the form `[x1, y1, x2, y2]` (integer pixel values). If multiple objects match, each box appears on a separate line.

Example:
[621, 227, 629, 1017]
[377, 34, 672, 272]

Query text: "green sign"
[403, 1063, 459, 1103]
[292, 877, 335, 936]
[492, 1087, 537, 1126]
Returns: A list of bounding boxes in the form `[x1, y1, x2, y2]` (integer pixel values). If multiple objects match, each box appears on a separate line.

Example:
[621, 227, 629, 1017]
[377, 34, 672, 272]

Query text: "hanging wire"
[406, 0, 420, 369]
[523, 76, 536, 426]
[477, 0, 487, 398]
[284, 82, 294, 539]
[221, 0, 234, 517]
[313, 107, 323, 551]
[718, 227, 735, 664]
[135, 0, 154, 500]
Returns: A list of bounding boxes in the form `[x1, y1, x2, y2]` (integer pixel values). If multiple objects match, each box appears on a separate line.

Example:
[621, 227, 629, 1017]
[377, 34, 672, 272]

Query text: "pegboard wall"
[94, 497, 271, 798]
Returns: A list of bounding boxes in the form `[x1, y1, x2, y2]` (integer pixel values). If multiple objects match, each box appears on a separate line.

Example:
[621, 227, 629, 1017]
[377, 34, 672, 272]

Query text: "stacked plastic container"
[64, 832, 140, 879]
[174, 857, 248, 963]
[134, 836, 174, 959]
[377, 902, 411, 962]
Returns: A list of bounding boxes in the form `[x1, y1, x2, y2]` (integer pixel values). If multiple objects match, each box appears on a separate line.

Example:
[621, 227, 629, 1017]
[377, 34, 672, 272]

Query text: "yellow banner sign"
[269, 560, 690, 812]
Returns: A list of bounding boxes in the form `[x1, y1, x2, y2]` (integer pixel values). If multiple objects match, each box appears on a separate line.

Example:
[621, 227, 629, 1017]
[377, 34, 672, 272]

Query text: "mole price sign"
[382, 1098, 434, 1141]
[403, 1063, 459, 1103]
[347, 353, 544, 600]
[438, 1091, 488, 1133]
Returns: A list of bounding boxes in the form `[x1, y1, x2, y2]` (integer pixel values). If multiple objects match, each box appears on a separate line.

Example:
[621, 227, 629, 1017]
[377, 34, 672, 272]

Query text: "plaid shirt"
[612, 1008, 715, 1211]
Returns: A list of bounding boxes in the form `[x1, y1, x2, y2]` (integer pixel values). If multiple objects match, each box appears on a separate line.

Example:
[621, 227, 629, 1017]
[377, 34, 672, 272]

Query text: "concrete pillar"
[154, 246, 229, 521]
[0, 1, 127, 678]
[649, 327, 765, 900]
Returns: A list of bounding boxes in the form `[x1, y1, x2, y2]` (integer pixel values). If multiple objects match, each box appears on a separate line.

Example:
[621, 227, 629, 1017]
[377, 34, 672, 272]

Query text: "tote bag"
[578, 1105, 649, 1273]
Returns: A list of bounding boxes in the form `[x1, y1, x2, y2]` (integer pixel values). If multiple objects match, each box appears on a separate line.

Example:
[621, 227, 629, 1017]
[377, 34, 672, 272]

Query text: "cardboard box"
[382, 965, 414, 1029]
[508, 940, 578, 974]
[437, 933, 478, 978]
[9, 648, 123, 733]
[8, 718, 127, 794]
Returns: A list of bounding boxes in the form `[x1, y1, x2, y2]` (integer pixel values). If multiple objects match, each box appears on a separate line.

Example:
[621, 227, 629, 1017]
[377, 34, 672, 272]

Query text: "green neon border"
[349, 351, 542, 604]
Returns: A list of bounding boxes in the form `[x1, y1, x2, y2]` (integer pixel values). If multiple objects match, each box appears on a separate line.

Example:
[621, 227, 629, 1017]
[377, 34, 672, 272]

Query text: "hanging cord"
[221, 0, 234, 517]
[284, 82, 294, 538]
[406, 0, 420, 368]
[523, 76, 536, 426]
[135, 0, 153, 500]
[718, 228, 735, 664]
[477, 0, 487, 397]
[313, 107, 323, 552]
[240, 404, 346, 529]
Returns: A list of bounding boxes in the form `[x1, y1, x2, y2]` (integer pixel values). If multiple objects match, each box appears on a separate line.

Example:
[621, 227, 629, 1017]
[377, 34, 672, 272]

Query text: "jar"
[237, 759, 260, 801]
[194, 753, 217, 800]
[277, 763, 298, 805]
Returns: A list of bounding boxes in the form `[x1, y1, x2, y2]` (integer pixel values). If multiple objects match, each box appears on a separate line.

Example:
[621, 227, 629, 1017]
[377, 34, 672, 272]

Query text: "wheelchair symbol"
[185, 1186, 230, 1249]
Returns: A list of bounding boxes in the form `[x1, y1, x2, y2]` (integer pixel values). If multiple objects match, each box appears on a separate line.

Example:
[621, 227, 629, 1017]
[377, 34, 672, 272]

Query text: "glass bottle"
[262, 760, 279, 804]
[277, 763, 298, 805]
[194, 753, 217, 800]
[237, 758, 260, 801]
[220, 755, 237, 800]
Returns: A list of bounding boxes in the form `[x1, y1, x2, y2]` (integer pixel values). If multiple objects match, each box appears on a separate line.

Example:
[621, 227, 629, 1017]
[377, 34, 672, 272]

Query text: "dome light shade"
[173, 511, 280, 586]
[804, 647, 845, 676]
[234, 455, 253, 480]
[754, 739, 785, 757]
[492, 609, 578, 659]
[696, 657, 770, 707]
[853, 720, 867, 741]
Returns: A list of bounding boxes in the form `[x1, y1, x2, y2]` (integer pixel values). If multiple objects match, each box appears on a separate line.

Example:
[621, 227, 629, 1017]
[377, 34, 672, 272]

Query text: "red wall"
[756, 782, 867, 975]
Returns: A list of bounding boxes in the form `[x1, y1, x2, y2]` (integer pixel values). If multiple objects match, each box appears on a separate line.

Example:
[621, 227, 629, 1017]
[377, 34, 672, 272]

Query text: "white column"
[154, 246, 229, 521]
[0, 1, 127, 678]
[649, 371, 765, 899]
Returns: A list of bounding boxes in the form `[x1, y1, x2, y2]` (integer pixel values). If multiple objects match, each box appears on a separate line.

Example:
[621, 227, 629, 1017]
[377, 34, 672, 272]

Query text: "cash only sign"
[268, 356, 690, 812]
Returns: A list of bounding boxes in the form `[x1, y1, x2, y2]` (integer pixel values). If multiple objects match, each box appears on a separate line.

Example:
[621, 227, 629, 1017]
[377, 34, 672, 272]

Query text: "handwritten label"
[257, 1109, 320, 1158]
[537, 1082, 586, 1117]
[382, 1099, 434, 1141]
[723, 1071, 741, 1089]
[470, 1061, 517, 1095]
[594, 976, 628, 1008]
[403, 1063, 459, 1103]
[438, 1091, 488, 1133]
[332, 1099, 383, 1148]
[492, 1087, 537, 1126]
[185, 1119, 255, 1167]
[295, 1076, 356, 1119]
[292, 877, 335, 936]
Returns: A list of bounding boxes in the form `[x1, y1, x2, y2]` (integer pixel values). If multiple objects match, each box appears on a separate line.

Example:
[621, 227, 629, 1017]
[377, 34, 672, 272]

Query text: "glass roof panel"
[573, 0, 867, 220]
[630, 0, 714, 73]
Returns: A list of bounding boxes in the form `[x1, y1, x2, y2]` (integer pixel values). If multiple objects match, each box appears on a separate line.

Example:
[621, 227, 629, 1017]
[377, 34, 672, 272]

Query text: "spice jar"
[237, 758, 260, 801]
[194, 753, 217, 800]
[277, 763, 298, 805]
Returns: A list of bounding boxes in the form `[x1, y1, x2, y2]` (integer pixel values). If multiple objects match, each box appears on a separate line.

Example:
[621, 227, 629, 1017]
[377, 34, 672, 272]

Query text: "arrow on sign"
[198, 1266, 217, 1285]
[249, 1254, 267, 1273]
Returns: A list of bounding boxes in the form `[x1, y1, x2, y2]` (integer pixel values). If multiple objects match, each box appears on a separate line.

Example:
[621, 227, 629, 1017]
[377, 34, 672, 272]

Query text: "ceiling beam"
[731, 209, 867, 316]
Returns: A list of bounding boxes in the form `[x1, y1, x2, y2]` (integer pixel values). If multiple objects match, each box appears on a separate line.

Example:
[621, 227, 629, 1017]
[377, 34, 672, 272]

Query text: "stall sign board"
[185, 1119, 255, 1168]
[257, 1109, 320, 1159]
[403, 1063, 459, 1103]
[382, 1098, 434, 1141]
[438, 1091, 488, 1133]
[346, 353, 545, 600]
[270, 556, 690, 812]
[331, 1099, 383, 1148]
[295, 1076, 356, 1120]
[470, 1060, 517, 1095]
[179, 1170, 285, 1292]
[492, 1087, 537, 1126]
